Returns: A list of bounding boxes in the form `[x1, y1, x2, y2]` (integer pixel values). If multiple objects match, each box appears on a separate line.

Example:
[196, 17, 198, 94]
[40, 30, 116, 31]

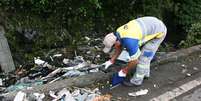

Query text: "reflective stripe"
[137, 64, 150, 69]
[135, 73, 144, 78]
[129, 49, 141, 61]
[143, 32, 164, 43]
[143, 51, 154, 57]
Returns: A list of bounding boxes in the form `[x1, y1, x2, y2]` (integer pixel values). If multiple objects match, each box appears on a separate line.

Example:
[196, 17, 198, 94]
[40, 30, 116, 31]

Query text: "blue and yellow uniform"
[114, 16, 167, 85]
[114, 17, 167, 61]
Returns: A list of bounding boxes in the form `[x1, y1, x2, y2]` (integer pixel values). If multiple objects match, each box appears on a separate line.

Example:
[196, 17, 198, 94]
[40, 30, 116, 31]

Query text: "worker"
[102, 16, 167, 86]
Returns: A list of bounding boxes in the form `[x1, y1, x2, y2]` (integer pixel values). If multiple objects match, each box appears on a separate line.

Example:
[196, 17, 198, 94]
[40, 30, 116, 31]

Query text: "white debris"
[117, 50, 130, 62]
[14, 91, 28, 101]
[86, 51, 91, 54]
[84, 36, 90, 41]
[193, 67, 198, 71]
[0, 78, 3, 86]
[181, 64, 187, 68]
[128, 89, 149, 97]
[89, 68, 99, 73]
[34, 57, 45, 65]
[50, 88, 76, 101]
[96, 55, 100, 58]
[71, 89, 81, 97]
[63, 70, 85, 77]
[75, 56, 85, 62]
[64, 62, 88, 70]
[42, 62, 52, 67]
[41, 68, 62, 80]
[153, 84, 157, 88]
[49, 91, 58, 99]
[186, 73, 191, 77]
[94, 46, 101, 51]
[48, 70, 86, 84]
[63, 58, 70, 64]
[50, 56, 54, 61]
[53, 54, 62, 57]
[33, 93, 45, 101]
[181, 69, 187, 74]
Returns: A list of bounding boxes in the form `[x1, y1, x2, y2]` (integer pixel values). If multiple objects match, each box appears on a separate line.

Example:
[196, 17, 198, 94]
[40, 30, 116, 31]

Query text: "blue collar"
[114, 32, 121, 41]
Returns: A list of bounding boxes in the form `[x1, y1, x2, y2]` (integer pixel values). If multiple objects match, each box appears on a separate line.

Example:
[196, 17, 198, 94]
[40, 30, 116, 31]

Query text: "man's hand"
[102, 60, 114, 70]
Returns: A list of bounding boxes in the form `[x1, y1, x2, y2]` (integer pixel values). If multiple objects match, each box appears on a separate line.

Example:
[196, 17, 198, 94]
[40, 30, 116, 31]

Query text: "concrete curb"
[2, 44, 201, 100]
[152, 44, 201, 66]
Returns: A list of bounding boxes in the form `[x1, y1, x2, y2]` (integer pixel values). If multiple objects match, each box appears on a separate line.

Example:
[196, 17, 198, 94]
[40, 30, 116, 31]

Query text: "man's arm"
[120, 38, 141, 74]
[110, 41, 122, 63]
[122, 59, 138, 74]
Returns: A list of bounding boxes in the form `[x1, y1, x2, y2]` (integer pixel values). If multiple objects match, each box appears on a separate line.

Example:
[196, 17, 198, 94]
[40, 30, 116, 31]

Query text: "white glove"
[102, 60, 113, 70]
[118, 70, 126, 77]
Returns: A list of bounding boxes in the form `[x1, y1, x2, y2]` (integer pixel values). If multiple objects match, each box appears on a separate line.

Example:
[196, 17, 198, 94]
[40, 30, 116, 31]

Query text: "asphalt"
[101, 52, 201, 101]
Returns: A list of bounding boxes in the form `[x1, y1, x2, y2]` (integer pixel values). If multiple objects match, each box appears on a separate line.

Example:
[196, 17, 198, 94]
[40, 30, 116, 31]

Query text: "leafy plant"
[179, 22, 201, 47]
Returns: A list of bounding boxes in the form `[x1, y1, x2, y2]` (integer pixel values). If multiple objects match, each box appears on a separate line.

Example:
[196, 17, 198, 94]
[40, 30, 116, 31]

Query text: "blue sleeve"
[121, 38, 139, 56]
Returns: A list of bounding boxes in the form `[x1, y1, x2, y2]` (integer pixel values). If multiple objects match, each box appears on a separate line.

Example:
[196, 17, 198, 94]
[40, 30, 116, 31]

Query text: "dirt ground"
[101, 52, 201, 101]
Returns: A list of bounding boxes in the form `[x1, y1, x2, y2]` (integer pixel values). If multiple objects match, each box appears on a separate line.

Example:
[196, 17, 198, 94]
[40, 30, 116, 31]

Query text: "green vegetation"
[0, 0, 200, 64]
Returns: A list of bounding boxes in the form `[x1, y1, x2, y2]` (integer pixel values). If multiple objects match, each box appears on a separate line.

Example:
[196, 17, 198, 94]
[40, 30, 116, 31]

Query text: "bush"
[179, 22, 201, 47]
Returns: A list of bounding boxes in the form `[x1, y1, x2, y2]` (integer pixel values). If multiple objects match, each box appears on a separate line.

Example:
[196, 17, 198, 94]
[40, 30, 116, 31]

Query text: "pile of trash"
[0, 53, 105, 94]
[0, 36, 113, 100]
[13, 87, 111, 101]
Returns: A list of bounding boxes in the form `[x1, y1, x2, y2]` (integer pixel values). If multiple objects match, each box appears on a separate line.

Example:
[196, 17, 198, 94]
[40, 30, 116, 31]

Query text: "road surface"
[101, 52, 201, 101]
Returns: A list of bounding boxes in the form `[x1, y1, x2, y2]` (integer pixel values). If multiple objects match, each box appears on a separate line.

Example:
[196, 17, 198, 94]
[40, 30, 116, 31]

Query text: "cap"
[103, 32, 117, 53]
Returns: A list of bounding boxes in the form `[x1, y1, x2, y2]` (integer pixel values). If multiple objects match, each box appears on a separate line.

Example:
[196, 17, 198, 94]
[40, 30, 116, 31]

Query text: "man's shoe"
[122, 80, 140, 87]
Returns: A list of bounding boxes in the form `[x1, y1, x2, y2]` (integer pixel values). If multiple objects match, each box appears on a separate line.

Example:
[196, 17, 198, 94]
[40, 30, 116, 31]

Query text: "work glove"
[118, 69, 127, 77]
[102, 60, 114, 70]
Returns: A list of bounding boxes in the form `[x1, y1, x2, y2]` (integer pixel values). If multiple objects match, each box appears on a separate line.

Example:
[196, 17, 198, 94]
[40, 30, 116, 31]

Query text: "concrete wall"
[0, 26, 15, 73]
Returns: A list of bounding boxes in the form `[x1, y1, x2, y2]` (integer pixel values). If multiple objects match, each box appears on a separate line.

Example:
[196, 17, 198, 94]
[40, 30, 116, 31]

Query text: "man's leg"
[130, 32, 167, 86]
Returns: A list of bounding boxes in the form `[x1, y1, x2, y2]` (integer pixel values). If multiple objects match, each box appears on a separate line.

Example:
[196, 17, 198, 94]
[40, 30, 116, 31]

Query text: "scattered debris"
[49, 87, 104, 101]
[7, 80, 43, 92]
[34, 57, 46, 66]
[86, 51, 91, 54]
[186, 73, 191, 77]
[3, 54, 104, 94]
[154, 67, 158, 70]
[63, 58, 70, 64]
[48, 70, 85, 84]
[33, 93, 45, 101]
[41, 68, 62, 80]
[14, 91, 27, 101]
[84, 36, 90, 41]
[49, 88, 76, 101]
[53, 54, 62, 57]
[0, 78, 3, 86]
[92, 94, 112, 101]
[181, 69, 188, 74]
[181, 64, 187, 68]
[128, 89, 149, 97]
[193, 67, 198, 71]
[12, 87, 105, 101]
[153, 84, 158, 88]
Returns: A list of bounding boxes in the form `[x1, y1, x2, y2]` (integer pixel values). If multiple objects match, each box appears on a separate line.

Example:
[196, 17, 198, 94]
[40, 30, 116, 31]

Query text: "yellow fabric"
[117, 20, 165, 45]
[117, 20, 143, 40]
[143, 32, 164, 42]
